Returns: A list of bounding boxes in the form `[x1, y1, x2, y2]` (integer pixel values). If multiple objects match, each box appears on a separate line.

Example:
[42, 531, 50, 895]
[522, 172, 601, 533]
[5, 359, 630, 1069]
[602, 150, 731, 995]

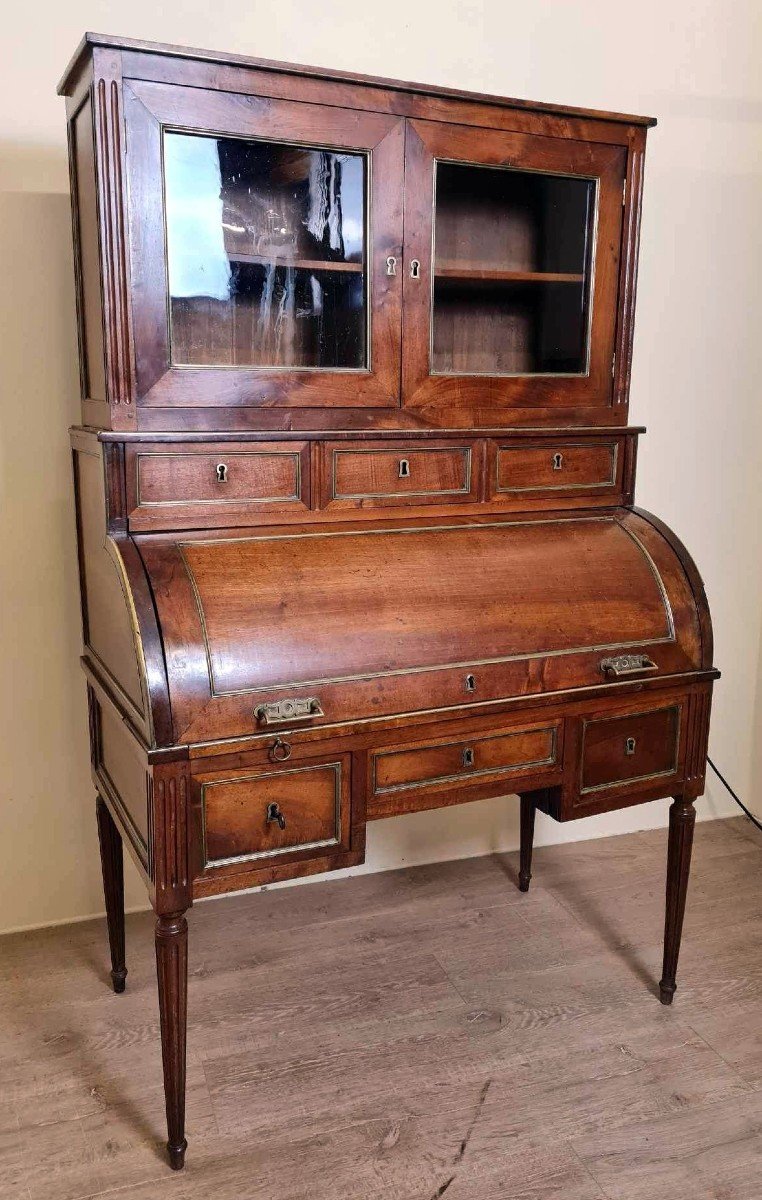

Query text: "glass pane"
[164, 132, 367, 369]
[432, 162, 596, 376]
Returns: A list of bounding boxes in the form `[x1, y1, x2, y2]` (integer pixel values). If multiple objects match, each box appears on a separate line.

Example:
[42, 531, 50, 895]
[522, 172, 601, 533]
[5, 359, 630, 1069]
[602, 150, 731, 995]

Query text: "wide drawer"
[580, 704, 682, 794]
[126, 442, 310, 530]
[373, 722, 559, 795]
[321, 440, 478, 509]
[490, 440, 620, 500]
[199, 757, 348, 870]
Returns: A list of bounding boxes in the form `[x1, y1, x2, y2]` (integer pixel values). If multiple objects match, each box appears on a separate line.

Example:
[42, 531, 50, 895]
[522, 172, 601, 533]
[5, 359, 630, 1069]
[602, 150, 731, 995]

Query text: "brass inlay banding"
[135, 450, 302, 508]
[372, 725, 557, 795]
[496, 442, 618, 494]
[177, 515, 676, 700]
[331, 445, 472, 500]
[579, 704, 681, 795]
[201, 761, 342, 869]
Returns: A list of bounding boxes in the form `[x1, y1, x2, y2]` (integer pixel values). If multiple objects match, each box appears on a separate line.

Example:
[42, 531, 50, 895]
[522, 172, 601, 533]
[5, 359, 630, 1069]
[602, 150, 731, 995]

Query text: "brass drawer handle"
[255, 697, 324, 726]
[268, 737, 292, 763]
[266, 802, 286, 830]
[600, 654, 658, 678]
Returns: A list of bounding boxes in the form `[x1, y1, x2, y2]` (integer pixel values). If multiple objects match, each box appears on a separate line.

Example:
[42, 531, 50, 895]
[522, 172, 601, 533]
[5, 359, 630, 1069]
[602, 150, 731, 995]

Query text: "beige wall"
[1, 0, 759, 933]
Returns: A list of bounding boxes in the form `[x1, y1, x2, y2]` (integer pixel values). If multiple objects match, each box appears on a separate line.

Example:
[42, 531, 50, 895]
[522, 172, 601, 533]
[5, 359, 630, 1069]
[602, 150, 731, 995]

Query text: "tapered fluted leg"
[155, 913, 188, 1169]
[96, 796, 127, 993]
[519, 795, 536, 892]
[659, 797, 696, 1005]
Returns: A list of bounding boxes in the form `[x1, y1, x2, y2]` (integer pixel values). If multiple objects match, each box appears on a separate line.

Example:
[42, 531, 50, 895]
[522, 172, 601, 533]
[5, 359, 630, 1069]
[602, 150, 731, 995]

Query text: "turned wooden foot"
[155, 913, 188, 1169]
[96, 796, 127, 993]
[519, 794, 536, 892]
[659, 796, 696, 1005]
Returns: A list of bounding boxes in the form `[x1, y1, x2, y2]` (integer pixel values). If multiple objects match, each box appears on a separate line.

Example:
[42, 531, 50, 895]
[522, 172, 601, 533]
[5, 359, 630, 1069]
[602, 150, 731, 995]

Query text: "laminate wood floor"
[2, 815, 762, 1200]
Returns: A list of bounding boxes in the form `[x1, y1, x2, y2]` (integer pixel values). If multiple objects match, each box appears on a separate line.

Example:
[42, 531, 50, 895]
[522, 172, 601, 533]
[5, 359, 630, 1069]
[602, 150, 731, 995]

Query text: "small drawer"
[126, 441, 309, 530]
[581, 705, 681, 795]
[373, 723, 558, 795]
[200, 758, 349, 870]
[321, 441, 478, 509]
[490, 440, 620, 500]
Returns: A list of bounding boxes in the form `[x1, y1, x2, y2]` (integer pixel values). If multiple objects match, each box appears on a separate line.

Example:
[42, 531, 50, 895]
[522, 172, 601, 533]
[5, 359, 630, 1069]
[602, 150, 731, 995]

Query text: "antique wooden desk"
[59, 33, 718, 1170]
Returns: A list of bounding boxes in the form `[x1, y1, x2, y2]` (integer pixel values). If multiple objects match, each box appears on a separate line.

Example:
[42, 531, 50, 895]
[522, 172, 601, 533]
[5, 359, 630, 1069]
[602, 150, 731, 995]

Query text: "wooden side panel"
[69, 95, 107, 402]
[74, 444, 146, 724]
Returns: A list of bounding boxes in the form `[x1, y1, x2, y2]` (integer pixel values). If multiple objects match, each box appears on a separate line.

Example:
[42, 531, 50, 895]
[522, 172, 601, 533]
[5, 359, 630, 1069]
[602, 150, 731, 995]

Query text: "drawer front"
[373, 723, 558, 795]
[323, 441, 477, 508]
[126, 442, 309, 529]
[201, 759, 346, 869]
[491, 441, 620, 499]
[581, 705, 681, 794]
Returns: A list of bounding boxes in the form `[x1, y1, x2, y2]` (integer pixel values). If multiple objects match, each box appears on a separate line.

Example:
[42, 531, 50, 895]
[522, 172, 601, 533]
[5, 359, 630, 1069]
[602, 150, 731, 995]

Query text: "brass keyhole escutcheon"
[552, 452, 564, 471]
[386, 255, 397, 277]
[465, 674, 476, 693]
[410, 259, 421, 279]
[266, 802, 286, 830]
[625, 736, 637, 756]
[216, 463, 228, 483]
[398, 458, 410, 479]
[463, 747, 475, 768]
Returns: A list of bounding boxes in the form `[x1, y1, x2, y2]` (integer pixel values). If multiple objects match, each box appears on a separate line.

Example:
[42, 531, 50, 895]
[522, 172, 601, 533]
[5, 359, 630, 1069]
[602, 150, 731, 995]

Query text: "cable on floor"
[707, 756, 762, 833]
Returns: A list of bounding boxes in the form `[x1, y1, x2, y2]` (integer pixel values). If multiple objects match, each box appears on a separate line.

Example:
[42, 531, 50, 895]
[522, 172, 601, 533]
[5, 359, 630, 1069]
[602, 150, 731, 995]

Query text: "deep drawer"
[581, 705, 681, 794]
[126, 442, 309, 530]
[490, 440, 620, 499]
[200, 758, 347, 869]
[373, 723, 558, 794]
[322, 441, 477, 508]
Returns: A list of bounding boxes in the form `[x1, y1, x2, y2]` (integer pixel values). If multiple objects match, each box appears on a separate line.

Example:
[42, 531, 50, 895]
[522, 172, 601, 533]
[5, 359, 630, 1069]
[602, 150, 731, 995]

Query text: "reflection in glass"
[164, 132, 367, 369]
[432, 162, 596, 376]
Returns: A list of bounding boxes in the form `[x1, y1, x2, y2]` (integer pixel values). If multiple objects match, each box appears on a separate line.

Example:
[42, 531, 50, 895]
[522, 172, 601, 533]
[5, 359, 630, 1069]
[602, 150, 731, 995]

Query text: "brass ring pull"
[268, 737, 292, 763]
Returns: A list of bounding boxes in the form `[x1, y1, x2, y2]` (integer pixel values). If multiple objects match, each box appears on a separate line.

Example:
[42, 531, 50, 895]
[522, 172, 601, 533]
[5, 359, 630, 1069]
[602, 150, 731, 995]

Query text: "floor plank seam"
[567, 1139, 614, 1199]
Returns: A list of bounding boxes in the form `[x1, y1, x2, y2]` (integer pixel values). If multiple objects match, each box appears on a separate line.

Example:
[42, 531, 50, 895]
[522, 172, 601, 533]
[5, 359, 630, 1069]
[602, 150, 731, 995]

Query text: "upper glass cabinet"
[123, 82, 404, 408]
[164, 133, 368, 371]
[401, 120, 627, 413]
[431, 162, 596, 376]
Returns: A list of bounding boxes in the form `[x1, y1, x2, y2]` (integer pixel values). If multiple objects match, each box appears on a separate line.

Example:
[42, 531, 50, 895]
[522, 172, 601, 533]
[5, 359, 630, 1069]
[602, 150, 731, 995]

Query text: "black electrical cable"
[707, 757, 762, 834]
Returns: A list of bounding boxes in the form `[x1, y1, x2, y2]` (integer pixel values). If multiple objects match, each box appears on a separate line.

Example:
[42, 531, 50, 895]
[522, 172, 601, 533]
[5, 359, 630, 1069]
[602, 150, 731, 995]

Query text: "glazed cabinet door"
[401, 120, 627, 419]
[122, 81, 404, 409]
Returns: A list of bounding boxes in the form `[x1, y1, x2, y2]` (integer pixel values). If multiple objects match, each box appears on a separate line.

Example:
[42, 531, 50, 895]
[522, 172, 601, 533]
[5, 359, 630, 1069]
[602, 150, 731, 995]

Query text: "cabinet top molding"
[58, 31, 657, 128]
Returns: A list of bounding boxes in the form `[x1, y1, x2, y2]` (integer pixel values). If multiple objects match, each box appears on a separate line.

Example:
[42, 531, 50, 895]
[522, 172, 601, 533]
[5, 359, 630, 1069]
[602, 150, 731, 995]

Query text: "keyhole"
[463, 747, 475, 768]
[410, 259, 421, 279]
[552, 453, 564, 471]
[216, 463, 228, 483]
[266, 802, 286, 830]
[465, 674, 476, 693]
[625, 737, 637, 756]
[386, 255, 397, 277]
[398, 459, 410, 479]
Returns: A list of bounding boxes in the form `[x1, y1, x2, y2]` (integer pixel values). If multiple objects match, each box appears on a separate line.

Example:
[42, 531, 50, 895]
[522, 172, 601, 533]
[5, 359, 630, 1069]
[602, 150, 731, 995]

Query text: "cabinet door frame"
[401, 119, 627, 418]
[123, 80, 405, 409]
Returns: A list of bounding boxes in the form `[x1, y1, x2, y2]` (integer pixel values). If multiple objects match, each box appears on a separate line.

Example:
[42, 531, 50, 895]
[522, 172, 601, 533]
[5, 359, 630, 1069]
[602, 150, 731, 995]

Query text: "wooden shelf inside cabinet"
[228, 253, 364, 273]
[434, 266, 585, 284]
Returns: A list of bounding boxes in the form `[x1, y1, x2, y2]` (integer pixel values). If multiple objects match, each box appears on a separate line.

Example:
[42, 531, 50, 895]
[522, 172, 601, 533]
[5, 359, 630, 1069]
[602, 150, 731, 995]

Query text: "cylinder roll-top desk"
[58, 33, 718, 1170]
